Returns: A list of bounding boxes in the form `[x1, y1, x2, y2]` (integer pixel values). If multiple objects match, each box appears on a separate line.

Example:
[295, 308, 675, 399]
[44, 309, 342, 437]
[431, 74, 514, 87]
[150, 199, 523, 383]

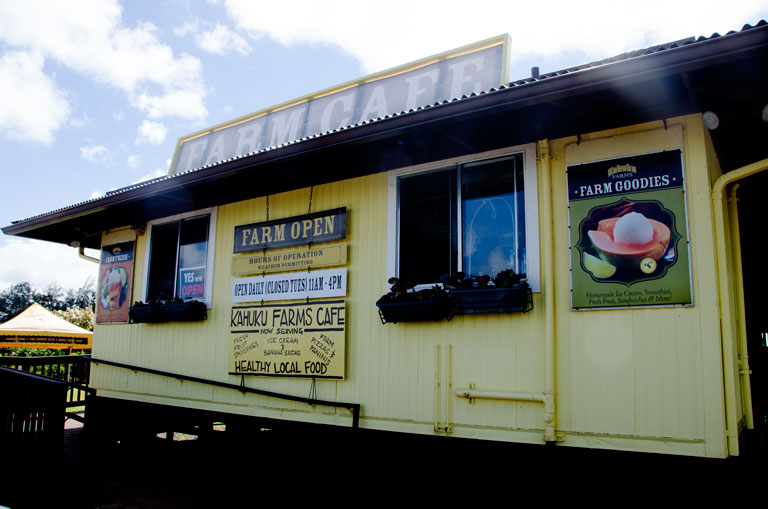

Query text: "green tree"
[53, 306, 94, 332]
[0, 279, 95, 357]
[0, 282, 34, 323]
[0, 278, 95, 323]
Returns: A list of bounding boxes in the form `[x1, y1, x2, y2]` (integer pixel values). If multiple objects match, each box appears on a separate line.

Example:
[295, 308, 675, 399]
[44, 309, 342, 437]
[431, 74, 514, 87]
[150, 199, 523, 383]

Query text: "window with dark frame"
[397, 153, 526, 284]
[147, 214, 211, 303]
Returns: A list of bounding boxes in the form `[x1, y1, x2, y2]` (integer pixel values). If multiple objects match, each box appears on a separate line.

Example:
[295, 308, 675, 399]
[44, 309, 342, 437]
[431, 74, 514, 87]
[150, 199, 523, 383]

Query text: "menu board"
[229, 300, 345, 379]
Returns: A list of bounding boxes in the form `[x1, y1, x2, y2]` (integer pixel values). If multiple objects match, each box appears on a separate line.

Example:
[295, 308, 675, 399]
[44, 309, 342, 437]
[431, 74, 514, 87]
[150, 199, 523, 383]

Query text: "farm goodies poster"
[567, 150, 693, 310]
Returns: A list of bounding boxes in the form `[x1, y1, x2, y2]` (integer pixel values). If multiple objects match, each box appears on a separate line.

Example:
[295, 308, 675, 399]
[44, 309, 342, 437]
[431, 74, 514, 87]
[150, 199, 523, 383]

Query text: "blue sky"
[1, 0, 767, 291]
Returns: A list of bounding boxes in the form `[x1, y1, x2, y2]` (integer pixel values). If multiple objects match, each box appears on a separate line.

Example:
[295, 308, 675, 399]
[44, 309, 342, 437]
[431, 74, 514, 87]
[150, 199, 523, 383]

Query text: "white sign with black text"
[232, 268, 347, 303]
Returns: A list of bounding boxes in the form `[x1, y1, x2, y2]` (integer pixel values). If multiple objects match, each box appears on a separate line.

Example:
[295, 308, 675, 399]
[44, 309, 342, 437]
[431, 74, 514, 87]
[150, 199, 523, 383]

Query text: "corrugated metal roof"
[8, 19, 767, 228]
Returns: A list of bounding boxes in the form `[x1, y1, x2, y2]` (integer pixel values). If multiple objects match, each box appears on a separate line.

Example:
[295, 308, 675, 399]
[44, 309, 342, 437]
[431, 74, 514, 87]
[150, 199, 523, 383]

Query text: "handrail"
[0, 354, 91, 366]
[0, 365, 70, 384]
[0, 355, 95, 413]
[90, 357, 361, 428]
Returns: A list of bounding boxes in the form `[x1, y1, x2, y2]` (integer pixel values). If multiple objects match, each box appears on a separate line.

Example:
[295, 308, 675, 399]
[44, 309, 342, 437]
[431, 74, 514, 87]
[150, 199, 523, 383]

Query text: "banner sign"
[172, 37, 507, 174]
[234, 208, 346, 253]
[233, 244, 347, 275]
[567, 150, 692, 310]
[0, 335, 90, 348]
[232, 268, 347, 303]
[96, 241, 135, 323]
[229, 300, 345, 378]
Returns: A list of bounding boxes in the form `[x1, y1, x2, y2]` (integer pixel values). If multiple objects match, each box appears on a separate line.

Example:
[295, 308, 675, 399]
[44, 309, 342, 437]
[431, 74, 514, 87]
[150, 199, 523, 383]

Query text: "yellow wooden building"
[5, 22, 768, 459]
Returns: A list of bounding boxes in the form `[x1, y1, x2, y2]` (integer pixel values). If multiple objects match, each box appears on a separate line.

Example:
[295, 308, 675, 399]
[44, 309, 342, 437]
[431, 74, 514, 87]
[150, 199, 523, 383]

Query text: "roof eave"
[4, 22, 767, 247]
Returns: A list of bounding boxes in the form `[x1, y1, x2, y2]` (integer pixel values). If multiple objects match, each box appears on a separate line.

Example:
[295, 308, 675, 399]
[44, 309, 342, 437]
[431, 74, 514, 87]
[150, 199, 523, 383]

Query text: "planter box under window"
[129, 301, 207, 324]
[376, 297, 455, 324]
[449, 285, 532, 315]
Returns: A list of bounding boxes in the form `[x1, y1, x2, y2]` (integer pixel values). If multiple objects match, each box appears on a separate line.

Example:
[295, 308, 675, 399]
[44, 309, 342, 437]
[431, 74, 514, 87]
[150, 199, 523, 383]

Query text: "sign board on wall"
[229, 300, 345, 378]
[171, 36, 508, 175]
[96, 241, 135, 323]
[234, 208, 346, 253]
[232, 268, 347, 303]
[567, 150, 693, 309]
[233, 244, 347, 275]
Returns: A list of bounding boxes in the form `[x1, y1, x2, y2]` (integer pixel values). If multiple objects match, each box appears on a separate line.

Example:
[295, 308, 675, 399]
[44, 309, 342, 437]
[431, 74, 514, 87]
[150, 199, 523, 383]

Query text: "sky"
[1, 0, 767, 292]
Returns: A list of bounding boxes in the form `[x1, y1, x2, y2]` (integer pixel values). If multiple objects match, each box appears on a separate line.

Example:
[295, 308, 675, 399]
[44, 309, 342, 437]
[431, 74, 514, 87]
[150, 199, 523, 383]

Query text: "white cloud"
[80, 144, 112, 164]
[69, 113, 91, 128]
[199, 23, 252, 55]
[127, 154, 140, 168]
[131, 167, 168, 184]
[0, 51, 70, 144]
[134, 89, 207, 120]
[89, 189, 105, 199]
[0, 0, 207, 123]
[175, 20, 251, 56]
[223, 0, 768, 73]
[135, 120, 167, 145]
[0, 237, 99, 291]
[173, 22, 196, 38]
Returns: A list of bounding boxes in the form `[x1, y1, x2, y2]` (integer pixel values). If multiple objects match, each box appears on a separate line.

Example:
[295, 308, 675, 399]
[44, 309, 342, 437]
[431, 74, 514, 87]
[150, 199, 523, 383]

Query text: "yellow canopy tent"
[0, 303, 92, 350]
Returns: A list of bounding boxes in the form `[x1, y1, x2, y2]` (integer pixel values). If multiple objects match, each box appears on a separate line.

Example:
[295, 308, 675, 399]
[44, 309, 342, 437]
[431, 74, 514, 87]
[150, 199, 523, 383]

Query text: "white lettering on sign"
[359, 84, 389, 122]
[405, 68, 439, 110]
[448, 56, 485, 98]
[236, 121, 264, 155]
[320, 92, 355, 132]
[203, 134, 226, 166]
[171, 42, 505, 174]
[180, 138, 207, 172]
[268, 106, 307, 147]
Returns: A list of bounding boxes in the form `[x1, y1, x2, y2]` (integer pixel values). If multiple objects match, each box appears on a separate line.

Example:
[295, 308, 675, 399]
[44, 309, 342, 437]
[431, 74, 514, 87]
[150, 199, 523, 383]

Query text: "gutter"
[540, 139, 557, 442]
[711, 156, 768, 455]
[75, 244, 99, 264]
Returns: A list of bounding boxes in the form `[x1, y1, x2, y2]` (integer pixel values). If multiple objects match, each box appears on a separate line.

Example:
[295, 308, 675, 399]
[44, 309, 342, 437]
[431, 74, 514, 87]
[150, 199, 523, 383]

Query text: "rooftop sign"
[169, 35, 510, 175]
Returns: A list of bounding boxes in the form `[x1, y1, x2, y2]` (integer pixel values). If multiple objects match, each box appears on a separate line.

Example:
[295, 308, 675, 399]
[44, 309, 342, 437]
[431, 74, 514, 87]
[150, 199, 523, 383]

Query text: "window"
[144, 208, 217, 306]
[388, 145, 539, 291]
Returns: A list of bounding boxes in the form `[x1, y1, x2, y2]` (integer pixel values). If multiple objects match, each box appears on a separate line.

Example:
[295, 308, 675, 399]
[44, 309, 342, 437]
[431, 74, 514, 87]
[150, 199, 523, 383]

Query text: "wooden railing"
[0, 366, 69, 454]
[0, 355, 94, 422]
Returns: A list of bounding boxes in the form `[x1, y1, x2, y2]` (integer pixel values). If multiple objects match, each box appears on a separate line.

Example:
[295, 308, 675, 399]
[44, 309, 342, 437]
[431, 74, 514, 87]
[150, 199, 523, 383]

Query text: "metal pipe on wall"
[726, 184, 755, 429]
[712, 157, 768, 454]
[539, 139, 558, 442]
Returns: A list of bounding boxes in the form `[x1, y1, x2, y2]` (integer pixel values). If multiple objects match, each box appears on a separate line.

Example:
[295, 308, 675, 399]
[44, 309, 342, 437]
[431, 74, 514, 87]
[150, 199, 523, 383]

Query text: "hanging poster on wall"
[229, 300, 345, 378]
[96, 241, 135, 323]
[567, 150, 693, 310]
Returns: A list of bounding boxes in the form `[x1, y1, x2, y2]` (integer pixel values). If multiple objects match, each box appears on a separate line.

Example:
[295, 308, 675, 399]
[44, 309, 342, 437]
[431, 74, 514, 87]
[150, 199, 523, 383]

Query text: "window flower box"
[129, 300, 207, 324]
[376, 278, 454, 324]
[448, 283, 532, 315]
[376, 295, 455, 324]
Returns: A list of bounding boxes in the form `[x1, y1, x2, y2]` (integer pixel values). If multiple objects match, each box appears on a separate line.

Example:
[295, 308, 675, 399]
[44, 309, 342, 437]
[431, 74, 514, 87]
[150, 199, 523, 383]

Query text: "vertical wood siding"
[91, 114, 728, 457]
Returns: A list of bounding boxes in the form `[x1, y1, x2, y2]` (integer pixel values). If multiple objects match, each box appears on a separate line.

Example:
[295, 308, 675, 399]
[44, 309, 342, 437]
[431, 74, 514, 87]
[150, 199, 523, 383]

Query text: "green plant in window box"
[445, 269, 532, 315]
[376, 278, 454, 324]
[129, 298, 207, 324]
